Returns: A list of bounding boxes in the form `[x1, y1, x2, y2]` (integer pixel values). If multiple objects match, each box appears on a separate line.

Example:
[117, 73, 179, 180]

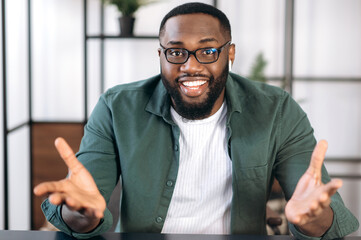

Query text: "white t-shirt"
[161, 102, 232, 234]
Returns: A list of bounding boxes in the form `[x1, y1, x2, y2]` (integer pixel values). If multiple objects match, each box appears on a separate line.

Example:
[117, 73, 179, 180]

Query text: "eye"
[201, 48, 217, 56]
[168, 49, 185, 57]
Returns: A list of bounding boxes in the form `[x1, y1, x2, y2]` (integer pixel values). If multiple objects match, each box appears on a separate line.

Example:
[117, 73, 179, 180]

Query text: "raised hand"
[285, 140, 342, 235]
[34, 137, 106, 220]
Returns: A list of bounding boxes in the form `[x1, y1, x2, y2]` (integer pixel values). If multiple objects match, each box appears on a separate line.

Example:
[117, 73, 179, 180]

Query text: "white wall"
[8, 127, 30, 230]
[218, 0, 285, 77]
[293, 0, 361, 158]
[6, 0, 29, 129]
[32, 0, 83, 121]
[294, 0, 361, 77]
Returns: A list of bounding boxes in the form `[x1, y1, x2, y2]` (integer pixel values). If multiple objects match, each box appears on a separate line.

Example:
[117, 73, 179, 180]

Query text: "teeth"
[182, 80, 207, 87]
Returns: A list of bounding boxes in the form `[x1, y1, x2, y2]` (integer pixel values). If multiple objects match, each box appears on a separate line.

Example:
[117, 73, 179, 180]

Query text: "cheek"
[160, 61, 179, 78]
[212, 59, 228, 76]
[207, 65, 223, 78]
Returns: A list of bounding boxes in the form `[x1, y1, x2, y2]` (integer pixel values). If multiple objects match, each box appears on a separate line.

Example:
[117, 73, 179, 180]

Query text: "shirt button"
[166, 180, 173, 187]
[174, 145, 179, 151]
[156, 216, 163, 223]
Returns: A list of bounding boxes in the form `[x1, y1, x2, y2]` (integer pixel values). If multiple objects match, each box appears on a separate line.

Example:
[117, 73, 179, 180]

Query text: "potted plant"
[103, 0, 160, 36]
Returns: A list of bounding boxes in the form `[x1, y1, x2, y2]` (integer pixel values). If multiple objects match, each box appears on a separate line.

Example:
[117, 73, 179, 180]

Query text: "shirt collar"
[225, 73, 243, 114]
[145, 75, 174, 124]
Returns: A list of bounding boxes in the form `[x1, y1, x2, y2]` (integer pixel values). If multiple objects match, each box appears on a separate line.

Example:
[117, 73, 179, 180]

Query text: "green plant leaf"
[249, 52, 268, 83]
[103, 0, 160, 16]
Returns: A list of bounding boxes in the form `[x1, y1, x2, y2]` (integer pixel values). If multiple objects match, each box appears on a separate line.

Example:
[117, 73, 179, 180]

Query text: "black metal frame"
[1, 0, 33, 229]
[83, 0, 88, 121]
[1, 0, 9, 231]
[284, 0, 294, 94]
[27, 0, 33, 229]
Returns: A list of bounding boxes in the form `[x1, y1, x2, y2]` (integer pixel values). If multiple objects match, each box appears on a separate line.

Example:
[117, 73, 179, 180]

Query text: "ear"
[228, 43, 236, 65]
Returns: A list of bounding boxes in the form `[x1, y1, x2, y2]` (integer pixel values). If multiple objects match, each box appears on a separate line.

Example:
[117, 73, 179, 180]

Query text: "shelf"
[86, 35, 158, 39]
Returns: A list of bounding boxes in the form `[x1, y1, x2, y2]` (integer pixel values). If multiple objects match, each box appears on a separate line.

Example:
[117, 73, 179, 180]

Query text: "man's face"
[159, 13, 235, 120]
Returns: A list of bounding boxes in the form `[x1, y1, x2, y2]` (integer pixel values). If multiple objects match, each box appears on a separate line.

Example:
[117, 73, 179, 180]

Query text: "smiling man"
[34, 2, 358, 239]
[159, 12, 233, 120]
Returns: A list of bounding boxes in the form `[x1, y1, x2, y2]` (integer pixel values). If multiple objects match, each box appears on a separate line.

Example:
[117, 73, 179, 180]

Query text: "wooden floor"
[31, 123, 84, 230]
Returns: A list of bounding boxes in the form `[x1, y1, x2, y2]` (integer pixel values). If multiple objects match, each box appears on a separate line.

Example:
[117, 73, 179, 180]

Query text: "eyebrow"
[166, 38, 219, 46]
[199, 38, 219, 44]
[167, 40, 183, 46]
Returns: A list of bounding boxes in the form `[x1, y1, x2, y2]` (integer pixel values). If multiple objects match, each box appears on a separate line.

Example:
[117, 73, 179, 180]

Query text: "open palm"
[34, 137, 106, 219]
[285, 140, 342, 226]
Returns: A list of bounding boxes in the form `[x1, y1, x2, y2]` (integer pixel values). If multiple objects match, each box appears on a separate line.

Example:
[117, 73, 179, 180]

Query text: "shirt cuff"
[41, 198, 113, 239]
[288, 199, 358, 240]
[288, 223, 323, 240]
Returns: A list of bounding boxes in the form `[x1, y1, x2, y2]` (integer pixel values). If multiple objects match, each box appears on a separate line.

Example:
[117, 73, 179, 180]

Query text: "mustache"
[176, 74, 211, 82]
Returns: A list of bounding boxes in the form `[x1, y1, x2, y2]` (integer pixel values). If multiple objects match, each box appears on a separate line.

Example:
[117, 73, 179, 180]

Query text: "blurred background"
[0, 0, 360, 235]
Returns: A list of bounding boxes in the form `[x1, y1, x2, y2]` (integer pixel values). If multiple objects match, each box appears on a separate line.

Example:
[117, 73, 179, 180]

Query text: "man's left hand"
[285, 140, 342, 235]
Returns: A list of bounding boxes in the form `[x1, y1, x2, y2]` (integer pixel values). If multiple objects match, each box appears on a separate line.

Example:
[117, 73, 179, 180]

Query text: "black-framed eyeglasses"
[159, 41, 231, 64]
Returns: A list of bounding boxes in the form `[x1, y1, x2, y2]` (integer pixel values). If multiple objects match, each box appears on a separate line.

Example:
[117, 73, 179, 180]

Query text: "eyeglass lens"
[166, 47, 219, 64]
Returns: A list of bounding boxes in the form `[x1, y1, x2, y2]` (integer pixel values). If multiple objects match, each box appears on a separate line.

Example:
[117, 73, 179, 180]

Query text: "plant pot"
[119, 16, 135, 37]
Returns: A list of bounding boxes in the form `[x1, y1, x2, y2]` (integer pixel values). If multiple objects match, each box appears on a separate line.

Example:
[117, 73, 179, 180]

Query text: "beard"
[161, 64, 229, 120]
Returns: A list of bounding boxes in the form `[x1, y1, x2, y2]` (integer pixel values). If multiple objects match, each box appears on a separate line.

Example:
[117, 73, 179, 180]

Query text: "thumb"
[307, 140, 328, 181]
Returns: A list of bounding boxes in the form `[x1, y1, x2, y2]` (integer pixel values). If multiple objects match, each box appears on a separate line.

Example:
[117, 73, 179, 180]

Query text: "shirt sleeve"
[41, 199, 113, 239]
[41, 93, 121, 238]
[274, 91, 359, 239]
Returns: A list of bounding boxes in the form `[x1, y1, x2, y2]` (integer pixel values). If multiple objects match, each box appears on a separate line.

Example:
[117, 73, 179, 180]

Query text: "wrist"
[61, 204, 102, 233]
[295, 206, 334, 237]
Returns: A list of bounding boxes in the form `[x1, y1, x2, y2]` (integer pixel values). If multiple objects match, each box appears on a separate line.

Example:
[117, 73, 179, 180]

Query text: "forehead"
[161, 13, 226, 45]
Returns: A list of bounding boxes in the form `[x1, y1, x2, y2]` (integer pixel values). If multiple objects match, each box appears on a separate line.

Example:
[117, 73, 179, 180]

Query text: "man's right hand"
[33, 137, 106, 233]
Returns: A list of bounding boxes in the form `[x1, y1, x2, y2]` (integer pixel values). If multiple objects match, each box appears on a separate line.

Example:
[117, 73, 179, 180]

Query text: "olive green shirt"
[41, 73, 359, 239]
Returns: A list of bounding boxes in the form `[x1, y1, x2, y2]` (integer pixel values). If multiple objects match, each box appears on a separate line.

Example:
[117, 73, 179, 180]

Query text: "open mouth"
[179, 79, 209, 97]
[181, 80, 207, 88]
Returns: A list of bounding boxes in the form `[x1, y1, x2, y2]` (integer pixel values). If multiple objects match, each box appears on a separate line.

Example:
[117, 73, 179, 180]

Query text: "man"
[34, 2, 359, 239]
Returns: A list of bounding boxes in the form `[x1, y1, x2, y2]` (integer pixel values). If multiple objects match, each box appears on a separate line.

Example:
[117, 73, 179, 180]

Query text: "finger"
[65, 196, 83, 211]
[307, 140, 328, 181]
[319, 194, 331, 208]
[288, 213, 303, 225]
[84, 207, 104, 219]
[33, 180, 66, 196]
[285, 203, 302, 225]
[64, 196, 105, 219]
[49, 192, 67, 205]
[316, 179, 341, 208]
[95, 209, 104, 219]
[63, 199, 96, 218]
[78, 208, 104, 219]
[55, 137, 83, 174]
[309, 203, 323, 217]
[324, 179, 343, 197]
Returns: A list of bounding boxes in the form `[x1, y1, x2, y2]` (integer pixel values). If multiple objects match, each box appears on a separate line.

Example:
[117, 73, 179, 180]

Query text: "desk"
[0, 231, 359, 240]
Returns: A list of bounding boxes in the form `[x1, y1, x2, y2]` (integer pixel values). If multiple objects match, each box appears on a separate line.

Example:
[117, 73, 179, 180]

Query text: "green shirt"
[41, 73, 359, 239]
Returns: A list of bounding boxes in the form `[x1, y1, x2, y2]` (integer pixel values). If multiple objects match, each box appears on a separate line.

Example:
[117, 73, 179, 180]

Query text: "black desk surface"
[0, 231, 360, 240]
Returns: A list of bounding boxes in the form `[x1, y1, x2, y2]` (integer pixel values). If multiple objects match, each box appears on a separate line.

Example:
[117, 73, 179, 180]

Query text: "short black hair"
[159, 2, 231, 39]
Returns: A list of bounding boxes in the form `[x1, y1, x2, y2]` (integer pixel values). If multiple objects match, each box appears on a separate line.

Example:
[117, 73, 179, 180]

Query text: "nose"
[180, 54, 203, 73]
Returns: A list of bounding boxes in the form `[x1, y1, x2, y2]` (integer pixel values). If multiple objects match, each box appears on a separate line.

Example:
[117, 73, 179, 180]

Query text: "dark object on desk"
[266, 208, 283, 235]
